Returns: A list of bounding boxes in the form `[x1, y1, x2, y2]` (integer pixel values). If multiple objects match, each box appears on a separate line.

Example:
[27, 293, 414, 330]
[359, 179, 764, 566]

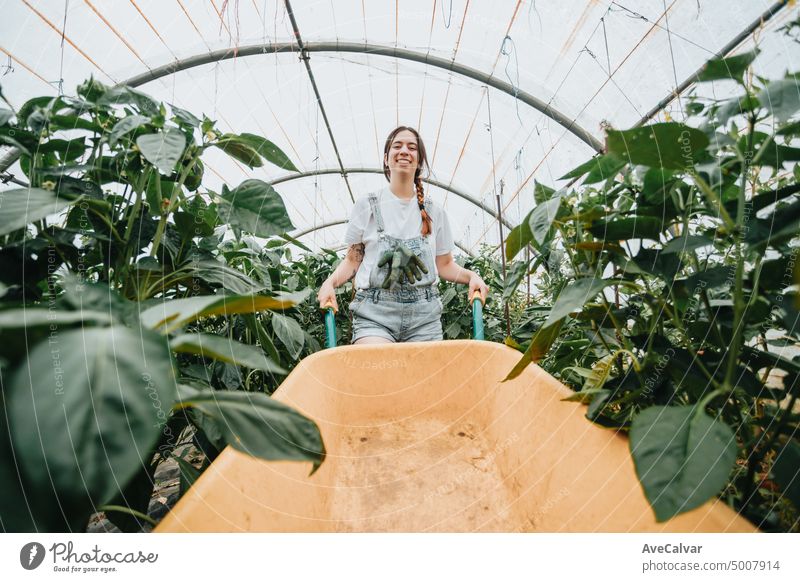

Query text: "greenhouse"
[1, 0, 799, 541]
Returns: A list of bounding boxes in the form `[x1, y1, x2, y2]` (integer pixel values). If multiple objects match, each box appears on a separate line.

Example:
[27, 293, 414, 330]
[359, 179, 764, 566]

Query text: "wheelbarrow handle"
[471, 290, 485, 341]
[321, 300, 337, 349]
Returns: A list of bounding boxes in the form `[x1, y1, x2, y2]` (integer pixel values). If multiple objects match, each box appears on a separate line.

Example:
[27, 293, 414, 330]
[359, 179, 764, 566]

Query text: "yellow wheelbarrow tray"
[155, 340, 754, 532]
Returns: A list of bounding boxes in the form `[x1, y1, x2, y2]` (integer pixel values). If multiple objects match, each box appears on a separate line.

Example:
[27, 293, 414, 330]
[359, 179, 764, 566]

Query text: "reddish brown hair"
[382, 126, 433, 236]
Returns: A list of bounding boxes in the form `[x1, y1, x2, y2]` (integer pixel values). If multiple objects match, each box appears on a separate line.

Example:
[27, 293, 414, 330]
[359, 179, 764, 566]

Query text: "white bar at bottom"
[0, 533, 797, 581]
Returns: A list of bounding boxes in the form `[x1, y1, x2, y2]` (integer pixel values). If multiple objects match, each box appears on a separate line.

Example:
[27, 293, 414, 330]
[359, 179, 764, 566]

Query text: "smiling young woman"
[317, 126, 488, 344]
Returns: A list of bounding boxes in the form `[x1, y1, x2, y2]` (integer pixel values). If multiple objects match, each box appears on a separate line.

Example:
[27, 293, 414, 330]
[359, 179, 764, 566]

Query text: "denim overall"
[348, 193, 443, 343]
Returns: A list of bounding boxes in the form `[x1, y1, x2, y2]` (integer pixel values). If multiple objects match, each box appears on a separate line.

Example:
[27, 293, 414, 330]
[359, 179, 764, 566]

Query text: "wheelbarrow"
[156, 292, 753, 532]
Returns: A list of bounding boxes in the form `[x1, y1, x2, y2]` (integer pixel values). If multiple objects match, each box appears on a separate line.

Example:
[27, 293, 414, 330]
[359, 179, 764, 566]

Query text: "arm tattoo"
[342, 243, 365, 283]
[346, 243, 365, 264]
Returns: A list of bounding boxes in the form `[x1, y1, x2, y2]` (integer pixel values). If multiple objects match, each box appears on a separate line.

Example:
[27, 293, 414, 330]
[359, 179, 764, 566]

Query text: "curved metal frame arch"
[123, 41, 602, 152]
[269, 167, 513, 230]
[293, 220, 476, 258]
[290, 219, 347, 240]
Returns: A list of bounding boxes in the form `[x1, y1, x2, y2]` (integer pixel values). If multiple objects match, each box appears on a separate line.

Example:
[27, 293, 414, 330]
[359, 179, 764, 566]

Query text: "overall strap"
[367, 193, 386, 235]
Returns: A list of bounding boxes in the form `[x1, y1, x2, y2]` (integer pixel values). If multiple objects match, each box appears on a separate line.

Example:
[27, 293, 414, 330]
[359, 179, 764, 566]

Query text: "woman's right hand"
[317, 279, 338, 312]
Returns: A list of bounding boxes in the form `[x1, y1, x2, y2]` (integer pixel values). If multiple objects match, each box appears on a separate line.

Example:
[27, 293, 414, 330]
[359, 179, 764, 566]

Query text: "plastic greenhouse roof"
[2, 1, 799, 255]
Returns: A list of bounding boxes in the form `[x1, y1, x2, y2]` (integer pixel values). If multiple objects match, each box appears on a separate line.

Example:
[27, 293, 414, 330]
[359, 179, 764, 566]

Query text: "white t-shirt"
[342, 186, 455, 290]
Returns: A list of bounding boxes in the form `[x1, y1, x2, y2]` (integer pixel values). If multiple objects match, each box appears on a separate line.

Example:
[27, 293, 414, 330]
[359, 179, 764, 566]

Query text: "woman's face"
[384, 130, 420, 178]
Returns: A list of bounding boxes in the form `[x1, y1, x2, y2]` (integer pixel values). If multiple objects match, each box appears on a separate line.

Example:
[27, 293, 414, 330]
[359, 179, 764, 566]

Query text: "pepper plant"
[0, 79, 325, 532]
[502, 51, 800, 531]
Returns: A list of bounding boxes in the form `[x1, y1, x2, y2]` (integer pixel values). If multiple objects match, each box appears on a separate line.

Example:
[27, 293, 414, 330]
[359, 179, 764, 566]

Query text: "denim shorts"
[349, 286, 444, 343]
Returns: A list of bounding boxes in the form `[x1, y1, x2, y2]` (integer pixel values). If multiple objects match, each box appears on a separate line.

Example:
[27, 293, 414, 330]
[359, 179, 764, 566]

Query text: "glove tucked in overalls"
[349, 193, 444, 343]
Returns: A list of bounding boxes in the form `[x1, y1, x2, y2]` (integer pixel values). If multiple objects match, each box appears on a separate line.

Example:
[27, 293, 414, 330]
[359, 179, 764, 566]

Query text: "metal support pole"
[283, 0, 354, 202]
[496, 180, 511, 338]
[526, 244, 530, 307]
[120, 42, 602, 153]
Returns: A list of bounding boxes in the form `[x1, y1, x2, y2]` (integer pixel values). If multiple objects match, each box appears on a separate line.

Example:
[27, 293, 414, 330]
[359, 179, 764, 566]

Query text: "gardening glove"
[377, 244, 428, 289]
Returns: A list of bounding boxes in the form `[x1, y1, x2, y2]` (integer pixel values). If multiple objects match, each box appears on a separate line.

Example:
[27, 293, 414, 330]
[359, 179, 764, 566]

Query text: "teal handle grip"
[472, 291, 485, 341]
[323, 304, 337, 349]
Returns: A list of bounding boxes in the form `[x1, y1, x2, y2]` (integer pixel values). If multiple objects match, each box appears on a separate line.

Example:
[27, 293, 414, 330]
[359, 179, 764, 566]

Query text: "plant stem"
[116, 169, 150, 290]
[150, 150, 199, 258]
[724, 115, 756, 393]
[691, 171, 736, 230]
[97, 505, 157, 527]
[687, 252, 727, 349]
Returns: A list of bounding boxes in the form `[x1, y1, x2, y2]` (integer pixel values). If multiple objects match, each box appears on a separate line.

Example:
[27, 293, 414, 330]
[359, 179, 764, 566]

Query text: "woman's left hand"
[468, 273, 489, 305]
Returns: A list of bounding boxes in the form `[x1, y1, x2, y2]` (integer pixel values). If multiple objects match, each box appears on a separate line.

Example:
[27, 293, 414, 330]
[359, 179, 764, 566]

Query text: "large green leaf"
[109, 114, 149, 146]
[0, 401, 47, 531]
[0, 126, 35, 153]
[170, 333, 286, 374]
[242, 313, 282, 368]
[777, 118, 800, 136]
[0, 308, 112, 328]
[505, 209, 534, 261]
[544, 277, 615, 327]
[36, 137, 87, 161]
[589, 216, 665, 241]
[714, 94, 761, 127]
[502, 260, 530, 301]
[188, 404, 226, 455]
[559, 153, 626, 184]
[183, 260, 265, 294]
[271, 312, 305, 360]
[606, 123, 709, 170]
[683, 265, 731, 292]
[697, 50, 759, 84]
[235, 133, 298, 172]
[170, 104, 201, 128]
[98, 85, 159, 115]
[661, 235, 714, 255]
[529, 194, 562, 245]
[176, 385, 325, 473]
[0, 188, 81, 236]
[213, 136, 263, 168]
[533, 181, 556, 204]
[18, 96, 56, 126]
[632, 248, 682, 281]
[758, 77, 800, 123]
[739, 131, 800, 169]
[8, 325, 178, 507]
[630, 406, 737, 522]
[186, 194, 219, 232]
[139, 289, 310, 332]
[175, 455, 201, 496]
[727, 183, 800, 217]
[173, 211, 212, 239]
[503, 320, 563, 381]
[641, 168, 677, 204]
[217, 179, 295, 237]
[76, 76, 108, 103]
[746, 197, 800, 252]
[136, 128, 187, 175]
[49, 113, 103, 133]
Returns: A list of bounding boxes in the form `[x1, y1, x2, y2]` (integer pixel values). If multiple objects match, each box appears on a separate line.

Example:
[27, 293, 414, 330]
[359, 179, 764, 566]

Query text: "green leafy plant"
[0, 79, 325, 532]
[501, 53, 800, 530]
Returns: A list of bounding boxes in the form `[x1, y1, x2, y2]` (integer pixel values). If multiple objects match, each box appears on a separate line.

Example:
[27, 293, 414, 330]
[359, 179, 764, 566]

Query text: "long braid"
[415, 176, 433, 236]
